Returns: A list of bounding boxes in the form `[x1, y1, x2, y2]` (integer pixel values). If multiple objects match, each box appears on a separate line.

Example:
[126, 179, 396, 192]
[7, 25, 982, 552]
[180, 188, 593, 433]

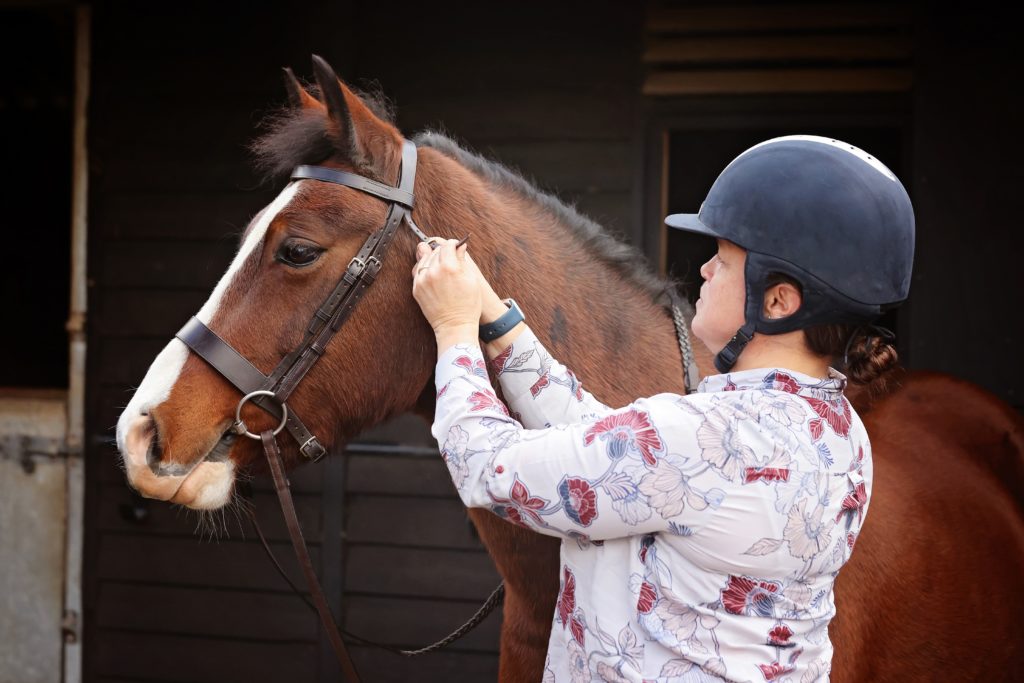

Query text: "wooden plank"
[94, 191, 268, 241]
[573, 191, 635, 236]
[399, 92, 635, 142]
[99, 240, 235, 290]
[95, 533, 321, 591]
[93, 336, 169, 385]
[346, 453, 457, 497]
[646, 4, 913, 34]
[349, 646, 500, 683]
[97, 484, 322, 541]
[94, 289, 207, 337]
[481, 140, 633, 194]
[345, 546, 499, 601]
[345, 595, 502, 653]
[644, 34, 913, 64]
[350, 412, 436, 447]
[92, 630, 317, 682]
[643, 67, 914, 95]
[95, 582, 317, 641]
[345, 495, 479, 549]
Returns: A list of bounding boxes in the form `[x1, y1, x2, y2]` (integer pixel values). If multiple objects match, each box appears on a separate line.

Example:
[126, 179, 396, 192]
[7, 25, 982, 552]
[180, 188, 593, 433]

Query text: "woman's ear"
[763, 282, 803, 320]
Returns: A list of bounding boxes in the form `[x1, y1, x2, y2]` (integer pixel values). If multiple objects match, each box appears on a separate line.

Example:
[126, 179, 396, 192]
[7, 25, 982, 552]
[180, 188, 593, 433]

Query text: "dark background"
[4, 1, 1020, 681]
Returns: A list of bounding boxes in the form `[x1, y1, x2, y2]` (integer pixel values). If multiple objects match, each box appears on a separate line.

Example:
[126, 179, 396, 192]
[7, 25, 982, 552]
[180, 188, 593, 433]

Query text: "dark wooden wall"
[906, 8, 1024, 410]
[84, 2, 1023, 683]
[83, 2, 640, 682]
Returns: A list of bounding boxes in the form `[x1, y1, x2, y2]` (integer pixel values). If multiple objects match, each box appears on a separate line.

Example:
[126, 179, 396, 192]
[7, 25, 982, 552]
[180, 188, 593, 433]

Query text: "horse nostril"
[144, 419, 164, 471]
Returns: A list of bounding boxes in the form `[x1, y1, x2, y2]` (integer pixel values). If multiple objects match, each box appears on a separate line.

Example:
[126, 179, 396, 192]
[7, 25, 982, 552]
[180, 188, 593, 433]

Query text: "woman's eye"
[276, 239, 324, 268]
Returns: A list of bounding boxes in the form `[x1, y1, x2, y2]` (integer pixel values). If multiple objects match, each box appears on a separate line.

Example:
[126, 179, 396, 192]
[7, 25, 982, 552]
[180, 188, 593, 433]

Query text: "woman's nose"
[699, 256, 714, 280]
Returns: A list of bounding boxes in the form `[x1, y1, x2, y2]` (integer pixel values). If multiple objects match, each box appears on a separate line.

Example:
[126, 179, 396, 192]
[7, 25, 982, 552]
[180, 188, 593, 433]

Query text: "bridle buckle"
[299, 436, 327, 462]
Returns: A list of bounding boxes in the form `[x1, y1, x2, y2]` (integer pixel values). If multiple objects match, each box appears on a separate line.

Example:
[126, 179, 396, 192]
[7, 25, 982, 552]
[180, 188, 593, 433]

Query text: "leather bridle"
[177, 140, 425, 464]
[175, 140, 427, 682]
[171, 138, 700, 682]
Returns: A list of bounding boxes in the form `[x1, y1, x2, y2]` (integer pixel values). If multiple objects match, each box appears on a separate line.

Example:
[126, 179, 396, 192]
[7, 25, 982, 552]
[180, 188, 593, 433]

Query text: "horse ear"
[282, 67, 323, 111]
[310, 54, 400, 179]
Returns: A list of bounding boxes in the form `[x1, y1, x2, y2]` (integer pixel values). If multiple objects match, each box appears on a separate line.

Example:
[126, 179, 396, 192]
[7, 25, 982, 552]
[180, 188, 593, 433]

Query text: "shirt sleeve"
[488, 326, 615, 429]
[433, 342, 729, 541]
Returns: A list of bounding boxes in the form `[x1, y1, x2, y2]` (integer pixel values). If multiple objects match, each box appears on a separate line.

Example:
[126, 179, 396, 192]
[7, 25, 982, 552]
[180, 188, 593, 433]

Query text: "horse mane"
[250, 100, 682, 308]
[413, 131, 677, 306]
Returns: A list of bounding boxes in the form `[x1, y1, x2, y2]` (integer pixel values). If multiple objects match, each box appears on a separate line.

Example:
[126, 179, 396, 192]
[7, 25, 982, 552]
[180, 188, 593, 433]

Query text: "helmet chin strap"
[714, 322, 756, 373]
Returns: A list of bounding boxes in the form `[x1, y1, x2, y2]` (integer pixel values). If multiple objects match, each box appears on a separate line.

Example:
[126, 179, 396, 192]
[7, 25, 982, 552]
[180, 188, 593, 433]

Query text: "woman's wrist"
[435, 323, 480, 358]
[479, 295, 527, 358]
[481, 293, 510, 325]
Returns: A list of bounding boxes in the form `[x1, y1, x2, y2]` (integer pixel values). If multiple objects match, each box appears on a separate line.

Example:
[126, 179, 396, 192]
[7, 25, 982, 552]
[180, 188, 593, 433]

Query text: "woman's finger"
[438, 238, 466, 271]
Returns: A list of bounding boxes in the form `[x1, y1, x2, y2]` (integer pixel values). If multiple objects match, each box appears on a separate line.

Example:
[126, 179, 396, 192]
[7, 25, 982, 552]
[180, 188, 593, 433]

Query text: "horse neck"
[414, 147, 712, 404]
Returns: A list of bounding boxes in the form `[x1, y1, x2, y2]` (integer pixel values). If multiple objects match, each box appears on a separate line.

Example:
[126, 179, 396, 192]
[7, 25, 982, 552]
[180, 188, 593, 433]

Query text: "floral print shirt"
[432, 327, 871, 683]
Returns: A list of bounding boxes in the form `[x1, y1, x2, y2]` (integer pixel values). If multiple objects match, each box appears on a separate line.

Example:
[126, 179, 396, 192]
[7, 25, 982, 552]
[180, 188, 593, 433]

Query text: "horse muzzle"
[119, 413, 236, 509]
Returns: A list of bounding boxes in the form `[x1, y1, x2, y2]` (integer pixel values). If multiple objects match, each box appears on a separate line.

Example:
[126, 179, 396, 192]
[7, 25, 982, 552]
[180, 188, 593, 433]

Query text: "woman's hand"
[412, 238, 482, 353]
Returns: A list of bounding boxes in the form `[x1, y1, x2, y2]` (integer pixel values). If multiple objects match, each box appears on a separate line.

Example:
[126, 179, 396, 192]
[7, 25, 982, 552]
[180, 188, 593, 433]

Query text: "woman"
[411, 136, 914, 682]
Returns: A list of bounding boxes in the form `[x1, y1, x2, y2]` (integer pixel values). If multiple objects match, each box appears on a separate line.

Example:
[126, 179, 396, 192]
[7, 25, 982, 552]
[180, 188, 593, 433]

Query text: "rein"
[173, 138, 699, 680]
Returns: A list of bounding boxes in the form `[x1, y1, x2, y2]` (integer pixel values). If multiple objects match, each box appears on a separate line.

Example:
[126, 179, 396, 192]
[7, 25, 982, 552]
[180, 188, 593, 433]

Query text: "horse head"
[116, 56, 443, 509]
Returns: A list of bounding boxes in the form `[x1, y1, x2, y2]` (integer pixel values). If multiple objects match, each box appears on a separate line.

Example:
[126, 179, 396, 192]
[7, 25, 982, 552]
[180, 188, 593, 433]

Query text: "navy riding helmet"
[665, 135, 915, 374]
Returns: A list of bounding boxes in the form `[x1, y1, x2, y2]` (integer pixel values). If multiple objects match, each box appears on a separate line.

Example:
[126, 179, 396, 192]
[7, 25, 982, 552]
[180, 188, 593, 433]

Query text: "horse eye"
[276, 239, 324, 268]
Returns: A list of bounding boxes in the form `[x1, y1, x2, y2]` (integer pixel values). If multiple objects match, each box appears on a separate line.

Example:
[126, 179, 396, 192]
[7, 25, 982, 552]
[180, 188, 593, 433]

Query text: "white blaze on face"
[115, 182, 303, 455]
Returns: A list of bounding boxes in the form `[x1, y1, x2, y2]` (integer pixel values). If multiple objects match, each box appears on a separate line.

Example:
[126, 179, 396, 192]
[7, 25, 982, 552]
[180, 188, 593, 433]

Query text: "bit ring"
[233, 390, 288, 440]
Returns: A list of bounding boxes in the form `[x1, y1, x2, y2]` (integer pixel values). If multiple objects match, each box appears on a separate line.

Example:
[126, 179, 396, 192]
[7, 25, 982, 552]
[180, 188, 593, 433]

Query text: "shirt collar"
[698, 366, 847, 397]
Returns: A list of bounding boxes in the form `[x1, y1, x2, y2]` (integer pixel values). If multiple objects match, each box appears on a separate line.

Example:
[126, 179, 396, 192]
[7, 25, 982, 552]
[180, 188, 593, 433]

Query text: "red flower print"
[557, 477, 598, 527]
[744, 467, 791, 484]
[453, 354, 487, 379]
[638, 534, 654, 563]
[530, 371, 550, 397]
[802, 395, 852, 438]
[809, 418, 824, 441]
[637, 581, 657, 614]
[467, 390, 509, 415]
[757, 661, 795, 681]
[847, 532, 858, 550]
[721, 575, 781, 617]
[491, 476, 549, 528]
[569, 615, 586, 646]
[724, 377, 738, 391]
[487, 345, 512, 375]
[500, 506, 530, 529]
[836, 482, 867, 524]
[583, 409, 665, 465]
[764, 370, 801, 395]
[767, 624, 793, 647]
[557, 566, 576, 627]
[436, 383, 449, 400]
[509, 478, 547, 524]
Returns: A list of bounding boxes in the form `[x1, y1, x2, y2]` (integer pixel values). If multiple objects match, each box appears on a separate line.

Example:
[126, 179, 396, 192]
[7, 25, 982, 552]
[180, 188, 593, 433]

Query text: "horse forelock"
[250, 83, 398, 182]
